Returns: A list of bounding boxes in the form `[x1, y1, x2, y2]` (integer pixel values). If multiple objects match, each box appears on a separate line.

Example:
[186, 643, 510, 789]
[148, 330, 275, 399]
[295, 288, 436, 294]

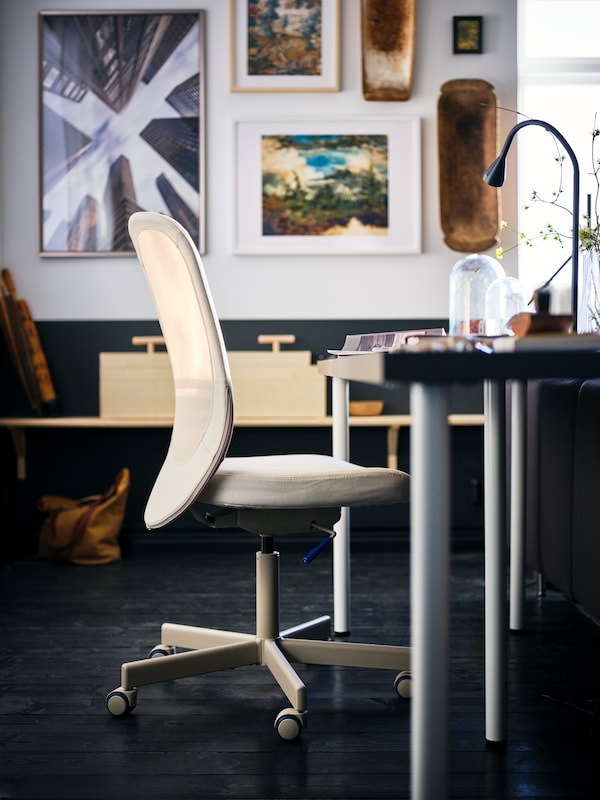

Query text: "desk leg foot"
[485, 738, 508, 751]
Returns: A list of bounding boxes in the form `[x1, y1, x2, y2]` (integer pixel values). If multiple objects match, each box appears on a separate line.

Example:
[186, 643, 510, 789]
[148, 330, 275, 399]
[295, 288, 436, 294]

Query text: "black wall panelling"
[0, 318, 484, 417]
[0, 319, 484, 557]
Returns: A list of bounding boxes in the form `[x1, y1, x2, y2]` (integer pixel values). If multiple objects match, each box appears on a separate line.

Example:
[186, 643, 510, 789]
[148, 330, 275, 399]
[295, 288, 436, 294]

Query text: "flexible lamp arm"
[483, 119, 580, 328]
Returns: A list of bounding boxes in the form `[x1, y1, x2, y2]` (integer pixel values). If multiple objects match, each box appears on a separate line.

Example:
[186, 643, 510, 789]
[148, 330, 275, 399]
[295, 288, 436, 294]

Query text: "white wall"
[0, 0, 517, 321]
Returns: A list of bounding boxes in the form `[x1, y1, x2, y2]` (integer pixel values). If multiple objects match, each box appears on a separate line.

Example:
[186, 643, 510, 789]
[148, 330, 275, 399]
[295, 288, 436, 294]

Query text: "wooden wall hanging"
[361, 0, 415, 101]
[437, 79, 499, 252]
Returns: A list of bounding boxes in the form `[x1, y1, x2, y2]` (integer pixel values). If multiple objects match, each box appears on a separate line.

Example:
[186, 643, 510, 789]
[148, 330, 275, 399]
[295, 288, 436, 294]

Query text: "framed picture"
[453, 16, 483, 54]
[230, 0, 340, 92]
[39, 11, 206, 256]
[234, 118, 421, 255]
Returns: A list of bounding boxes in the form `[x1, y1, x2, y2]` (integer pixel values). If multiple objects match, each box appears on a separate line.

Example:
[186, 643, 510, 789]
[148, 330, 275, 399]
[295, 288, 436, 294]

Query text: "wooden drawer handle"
[257, 334, 296, 353]
[131, 336, 166, 353]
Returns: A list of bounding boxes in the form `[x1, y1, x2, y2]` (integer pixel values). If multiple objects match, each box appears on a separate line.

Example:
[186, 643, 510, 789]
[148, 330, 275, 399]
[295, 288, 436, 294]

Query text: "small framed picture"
[453, 16, 483, 55]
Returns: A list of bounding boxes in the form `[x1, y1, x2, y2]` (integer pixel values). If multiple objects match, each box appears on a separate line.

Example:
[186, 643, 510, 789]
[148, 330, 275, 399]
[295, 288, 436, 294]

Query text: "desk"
[0, 413, 483, 480]
[318, 346, 600, 800]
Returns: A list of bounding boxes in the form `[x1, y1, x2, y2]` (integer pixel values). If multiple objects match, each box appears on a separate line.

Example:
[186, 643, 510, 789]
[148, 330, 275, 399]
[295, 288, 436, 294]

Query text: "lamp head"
[480, 117, 580, 329]
[482, 156, 506, 187]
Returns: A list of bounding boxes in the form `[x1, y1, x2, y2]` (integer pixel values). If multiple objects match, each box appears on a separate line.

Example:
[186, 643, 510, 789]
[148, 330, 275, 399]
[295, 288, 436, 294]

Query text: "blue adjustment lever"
[303, 535, 332, 565]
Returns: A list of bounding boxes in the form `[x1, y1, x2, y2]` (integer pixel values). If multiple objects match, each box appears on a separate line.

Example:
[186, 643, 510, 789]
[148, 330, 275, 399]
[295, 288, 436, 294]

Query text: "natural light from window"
[516, 0, 600, 312]
[522, 1, 600, 58]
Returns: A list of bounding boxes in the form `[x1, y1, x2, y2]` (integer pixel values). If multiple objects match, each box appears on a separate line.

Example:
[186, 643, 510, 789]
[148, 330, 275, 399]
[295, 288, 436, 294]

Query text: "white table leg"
[509, 381, 527, 632]
[410, 383, 449, 800]
[483, 380, 508, 744]
[331, 376, 351, 635]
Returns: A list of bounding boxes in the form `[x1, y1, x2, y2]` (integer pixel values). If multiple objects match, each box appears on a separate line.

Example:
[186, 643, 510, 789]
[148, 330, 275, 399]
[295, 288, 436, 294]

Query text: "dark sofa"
[526, 378, 600, 621]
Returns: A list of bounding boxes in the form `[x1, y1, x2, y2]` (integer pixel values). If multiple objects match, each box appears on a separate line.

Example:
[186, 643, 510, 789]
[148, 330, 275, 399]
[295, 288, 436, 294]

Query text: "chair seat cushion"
[198, 454, 410, 509]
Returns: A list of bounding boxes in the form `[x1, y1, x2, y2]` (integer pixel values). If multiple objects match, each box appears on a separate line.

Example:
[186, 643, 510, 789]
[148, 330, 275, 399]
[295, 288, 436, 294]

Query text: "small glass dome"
[448, 254, 505, 335]
[485, 276, 527, 335]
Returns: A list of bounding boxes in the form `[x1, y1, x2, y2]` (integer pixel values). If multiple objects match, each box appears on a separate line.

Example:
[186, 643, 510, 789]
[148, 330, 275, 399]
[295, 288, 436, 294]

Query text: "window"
[516, 0, 600, 309]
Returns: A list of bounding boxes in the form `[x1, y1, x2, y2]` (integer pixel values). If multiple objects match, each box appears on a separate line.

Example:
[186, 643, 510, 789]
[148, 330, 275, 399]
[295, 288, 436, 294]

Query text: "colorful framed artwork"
[234, 118, 421, 255]
[453, 16, 483, 54]
[230, 0, 340, 92]
[39, 11, 206, 256]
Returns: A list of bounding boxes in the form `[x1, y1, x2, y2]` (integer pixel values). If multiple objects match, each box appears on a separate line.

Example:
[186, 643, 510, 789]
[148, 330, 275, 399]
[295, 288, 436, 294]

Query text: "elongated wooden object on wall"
[437, 79, 500, 252]
[361, 0, 415, 101]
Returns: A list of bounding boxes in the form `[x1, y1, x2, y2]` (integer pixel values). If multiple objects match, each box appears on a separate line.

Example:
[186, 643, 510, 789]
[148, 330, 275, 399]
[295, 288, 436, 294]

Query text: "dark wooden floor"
[1, 536, 600, 800]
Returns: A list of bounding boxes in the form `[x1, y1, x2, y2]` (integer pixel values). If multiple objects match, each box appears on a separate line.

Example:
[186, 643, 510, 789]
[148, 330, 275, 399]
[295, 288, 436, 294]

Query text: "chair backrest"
[128, 212, 234, 529]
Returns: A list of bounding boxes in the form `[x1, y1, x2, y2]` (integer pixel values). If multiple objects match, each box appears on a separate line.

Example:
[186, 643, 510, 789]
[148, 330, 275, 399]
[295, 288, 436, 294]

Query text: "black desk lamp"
[483, 119, 580, 330]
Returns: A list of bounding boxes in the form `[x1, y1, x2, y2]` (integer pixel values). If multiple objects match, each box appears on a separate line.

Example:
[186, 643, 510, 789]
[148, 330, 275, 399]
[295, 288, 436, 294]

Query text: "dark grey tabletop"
[318, 344, 600, 386]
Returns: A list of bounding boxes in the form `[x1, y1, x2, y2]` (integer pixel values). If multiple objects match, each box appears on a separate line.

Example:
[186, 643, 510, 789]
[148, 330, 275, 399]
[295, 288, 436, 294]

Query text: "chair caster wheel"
[274, 708, 306, 740]
[148, 644, 175, 659]
[394, 670, 412, 699]
[106, 687, 137, 716]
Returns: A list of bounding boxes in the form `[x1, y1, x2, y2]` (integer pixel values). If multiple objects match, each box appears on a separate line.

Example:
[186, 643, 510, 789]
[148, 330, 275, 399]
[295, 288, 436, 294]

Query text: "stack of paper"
[328, 328, 446, 355]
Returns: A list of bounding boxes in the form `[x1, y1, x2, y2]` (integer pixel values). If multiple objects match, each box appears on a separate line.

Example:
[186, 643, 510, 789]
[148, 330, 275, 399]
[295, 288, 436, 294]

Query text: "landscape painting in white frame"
[230, 0, 340, 92]
[234, 118, 421, 255]
[39, 11, 206, 256]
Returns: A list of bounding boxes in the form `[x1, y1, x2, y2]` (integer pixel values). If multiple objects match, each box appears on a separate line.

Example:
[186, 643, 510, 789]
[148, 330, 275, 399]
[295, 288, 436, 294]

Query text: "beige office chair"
[106, 211, 411, 740]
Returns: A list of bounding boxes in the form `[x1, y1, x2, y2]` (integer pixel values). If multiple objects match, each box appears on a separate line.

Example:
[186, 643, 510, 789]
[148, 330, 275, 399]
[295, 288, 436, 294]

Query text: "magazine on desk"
[327, 328, 446, 356]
